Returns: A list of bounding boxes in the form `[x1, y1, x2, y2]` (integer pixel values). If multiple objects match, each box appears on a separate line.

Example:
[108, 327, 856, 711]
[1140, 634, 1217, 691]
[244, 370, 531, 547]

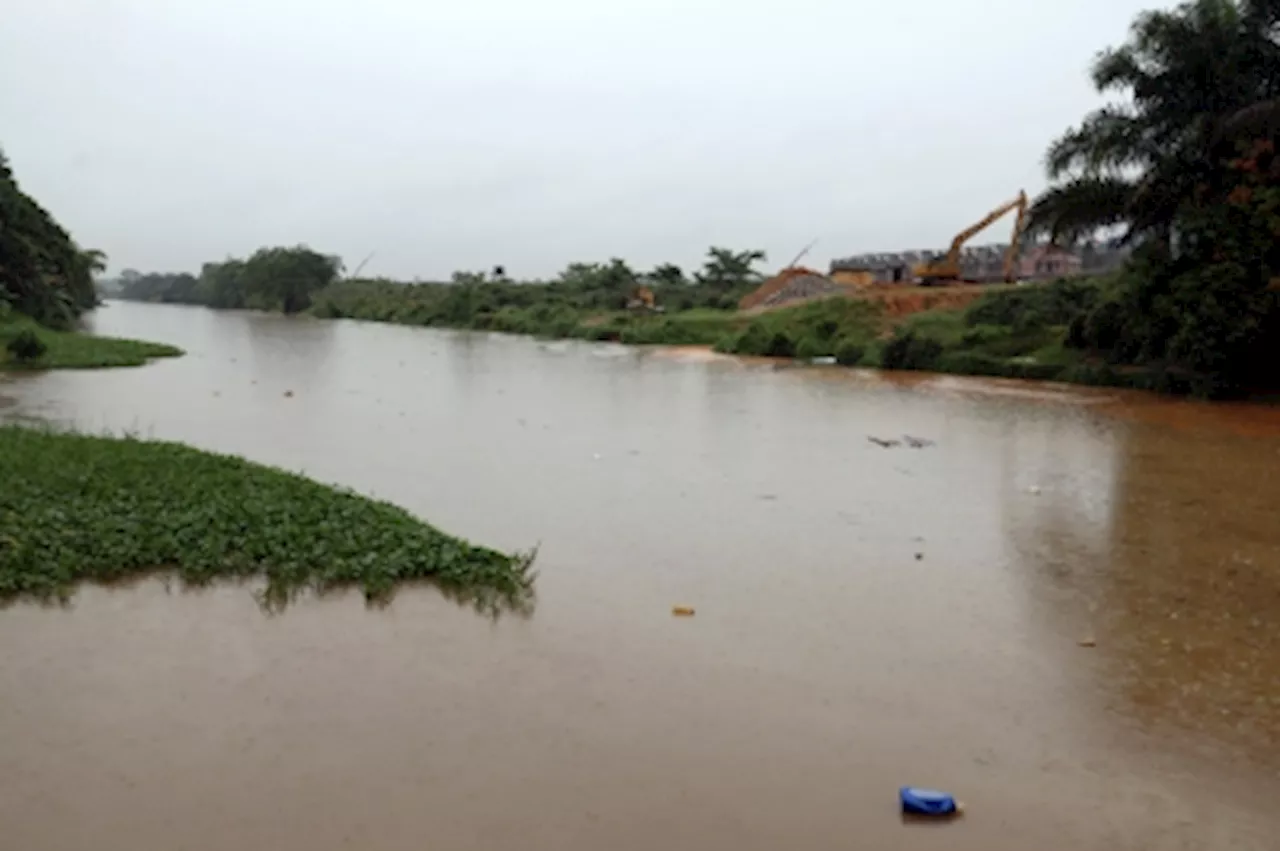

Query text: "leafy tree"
[240, 246, 341, 313]
[647, 263, 687, 286]
[696, 248, 766, 291]
[197, 260, 248, 309]
[1028, 0, 1280, 392]
[1027, 0, 1280, 243]
[0, 148, 99, 326]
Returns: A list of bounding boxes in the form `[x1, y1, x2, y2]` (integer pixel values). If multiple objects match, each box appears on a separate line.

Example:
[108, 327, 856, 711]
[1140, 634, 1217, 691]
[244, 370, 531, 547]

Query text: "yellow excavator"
[913, 190, 1028, 285]
[628, 285, 657, 311]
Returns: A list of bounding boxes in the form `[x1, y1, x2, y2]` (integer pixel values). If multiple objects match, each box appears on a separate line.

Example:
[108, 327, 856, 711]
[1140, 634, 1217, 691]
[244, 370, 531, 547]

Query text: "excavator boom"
[914, 190, 1028, 284]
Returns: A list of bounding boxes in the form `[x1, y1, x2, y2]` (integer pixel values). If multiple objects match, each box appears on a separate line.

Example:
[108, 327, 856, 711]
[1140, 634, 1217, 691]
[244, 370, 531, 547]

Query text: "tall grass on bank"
[0, 427, 535, 613]
[0, 314, 182, 370]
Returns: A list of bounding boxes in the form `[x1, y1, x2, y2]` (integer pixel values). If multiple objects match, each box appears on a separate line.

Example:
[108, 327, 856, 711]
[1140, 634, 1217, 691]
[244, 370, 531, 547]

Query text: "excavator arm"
[1001, 193, 1029, 282]
[914, 190, 1028, 284]
[944, 191, 1027, 266]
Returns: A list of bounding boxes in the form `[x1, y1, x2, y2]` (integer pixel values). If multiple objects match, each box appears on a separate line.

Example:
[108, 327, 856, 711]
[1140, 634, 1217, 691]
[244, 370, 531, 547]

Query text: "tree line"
[109, 247, 770, 317]
[106, 246, 343, 314]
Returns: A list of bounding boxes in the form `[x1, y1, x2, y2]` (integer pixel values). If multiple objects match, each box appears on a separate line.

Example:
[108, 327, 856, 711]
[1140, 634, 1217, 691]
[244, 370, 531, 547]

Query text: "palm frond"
[1025, 177, 1136, 245]
[1216, 97, 1280, 142]
[1045, 106, 1149, 178]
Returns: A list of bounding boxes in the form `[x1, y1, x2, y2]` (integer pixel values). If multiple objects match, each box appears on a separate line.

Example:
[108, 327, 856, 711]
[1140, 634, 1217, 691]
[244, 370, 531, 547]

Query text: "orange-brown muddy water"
[1, 301, 1278, 851]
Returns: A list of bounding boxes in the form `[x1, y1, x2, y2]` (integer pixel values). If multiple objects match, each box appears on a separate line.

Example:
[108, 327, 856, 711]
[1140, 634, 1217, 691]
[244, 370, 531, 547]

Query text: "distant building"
[830, 240, 1128, 283]
[1020, 245, 1082, 280]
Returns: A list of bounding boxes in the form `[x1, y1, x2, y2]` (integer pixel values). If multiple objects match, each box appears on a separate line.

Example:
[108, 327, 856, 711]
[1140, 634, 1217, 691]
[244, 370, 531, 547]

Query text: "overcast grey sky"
[3, 0, 1167, 279]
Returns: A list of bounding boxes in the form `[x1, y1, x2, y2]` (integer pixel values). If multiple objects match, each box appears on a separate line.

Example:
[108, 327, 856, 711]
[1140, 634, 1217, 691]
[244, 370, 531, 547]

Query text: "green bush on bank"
[6, 329, 45, 361]
[834, 338, 866, 366]
[718, 298, 879, 359]
[0, 315, 182, 370]
[880, 329, 945, 371]
[0, 427, 535, 612]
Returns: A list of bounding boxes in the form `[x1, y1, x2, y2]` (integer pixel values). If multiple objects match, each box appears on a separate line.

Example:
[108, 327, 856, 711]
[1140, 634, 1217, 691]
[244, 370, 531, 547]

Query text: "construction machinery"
[627, 285, 658, 311]
[913, 190, 1028, 285]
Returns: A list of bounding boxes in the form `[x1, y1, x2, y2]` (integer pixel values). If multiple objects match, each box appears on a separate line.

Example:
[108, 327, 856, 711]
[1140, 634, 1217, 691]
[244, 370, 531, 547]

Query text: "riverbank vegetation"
[1019, 0, 1280, 396]
[0, 148, 181, 368]
[0, 151, 101, 328]
[111, 245, 343, 314]
[0, 312, 181, 370]
[108, 0, 1280, 398]
[0, 427, 535, 612]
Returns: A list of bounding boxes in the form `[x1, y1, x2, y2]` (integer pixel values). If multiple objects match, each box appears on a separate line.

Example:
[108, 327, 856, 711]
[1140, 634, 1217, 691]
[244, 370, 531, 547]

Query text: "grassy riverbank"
[309, 274, 1214, 392]
[0, 314, 182, 370]
[0, 427, 534, 611]
[311, 277, 885, 357]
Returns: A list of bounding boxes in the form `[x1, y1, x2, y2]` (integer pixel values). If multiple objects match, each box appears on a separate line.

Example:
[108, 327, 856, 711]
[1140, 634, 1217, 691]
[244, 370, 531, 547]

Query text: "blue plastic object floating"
[900, 786, 961, 817]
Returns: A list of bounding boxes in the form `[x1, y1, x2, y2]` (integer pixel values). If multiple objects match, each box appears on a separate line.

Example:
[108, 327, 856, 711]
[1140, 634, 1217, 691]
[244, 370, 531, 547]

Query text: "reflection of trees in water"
[243, 313, 337, 388]
[1097, 428, 1280, 756]
[1007, 414, 1280, 759]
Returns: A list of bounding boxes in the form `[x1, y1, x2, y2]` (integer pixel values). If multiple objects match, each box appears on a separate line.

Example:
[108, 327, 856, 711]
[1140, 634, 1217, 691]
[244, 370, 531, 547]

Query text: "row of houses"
[829, 242, 1128, 284]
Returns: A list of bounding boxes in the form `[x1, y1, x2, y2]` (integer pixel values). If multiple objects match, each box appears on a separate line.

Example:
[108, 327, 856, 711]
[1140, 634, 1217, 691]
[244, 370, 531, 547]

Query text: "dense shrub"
[6, 329, 46, 361]
[880, 330, 944, 371]
[966, 280, 1101, 331]
[762, 331, 796, 358]
[834, 339, 866, 366]
[795, 335, 834, 360]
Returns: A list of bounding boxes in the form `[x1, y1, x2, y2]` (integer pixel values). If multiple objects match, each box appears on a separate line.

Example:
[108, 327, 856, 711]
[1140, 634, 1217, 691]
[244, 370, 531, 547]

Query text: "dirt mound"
[858, 285, 998, 319]
[739, 267, 847, 311]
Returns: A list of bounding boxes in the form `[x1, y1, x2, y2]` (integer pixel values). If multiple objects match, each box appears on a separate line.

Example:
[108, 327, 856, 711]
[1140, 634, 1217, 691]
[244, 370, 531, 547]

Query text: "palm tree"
[1027, 0, 1280, 244]
[81, 248, 107, 273]
[698, 248, 767, 291]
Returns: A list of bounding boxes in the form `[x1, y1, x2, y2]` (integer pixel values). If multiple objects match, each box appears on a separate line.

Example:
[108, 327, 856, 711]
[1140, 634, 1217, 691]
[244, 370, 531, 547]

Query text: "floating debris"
[868, 436, 901, 448]
[671, 606, 696, 617]
[900, 787, 963, 818]
[903, 435, 935, 448]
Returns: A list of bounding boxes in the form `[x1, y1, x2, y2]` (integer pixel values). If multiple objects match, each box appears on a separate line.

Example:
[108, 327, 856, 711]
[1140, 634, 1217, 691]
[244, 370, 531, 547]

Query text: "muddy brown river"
[2, 301, 1279, 850]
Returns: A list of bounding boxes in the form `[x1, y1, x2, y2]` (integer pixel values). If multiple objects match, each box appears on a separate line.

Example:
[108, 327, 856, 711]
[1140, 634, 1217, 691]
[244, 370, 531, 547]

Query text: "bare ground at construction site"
[743, 283, 1012, 321]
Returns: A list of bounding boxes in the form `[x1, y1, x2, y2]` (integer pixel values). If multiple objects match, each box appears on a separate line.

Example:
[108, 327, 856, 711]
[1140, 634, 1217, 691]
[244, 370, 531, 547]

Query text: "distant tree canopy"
[120, 245, 771, 324]
[115, 246, 342, 314]
[0, 149, 104, 326]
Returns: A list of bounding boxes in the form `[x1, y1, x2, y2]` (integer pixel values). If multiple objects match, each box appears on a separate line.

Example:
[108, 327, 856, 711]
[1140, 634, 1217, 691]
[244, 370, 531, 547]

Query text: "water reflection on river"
[0, 301, 1277, 851]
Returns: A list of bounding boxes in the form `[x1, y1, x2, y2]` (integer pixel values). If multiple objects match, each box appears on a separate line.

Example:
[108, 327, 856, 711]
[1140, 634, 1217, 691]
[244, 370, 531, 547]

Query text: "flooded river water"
[1, 301, 1278, 850]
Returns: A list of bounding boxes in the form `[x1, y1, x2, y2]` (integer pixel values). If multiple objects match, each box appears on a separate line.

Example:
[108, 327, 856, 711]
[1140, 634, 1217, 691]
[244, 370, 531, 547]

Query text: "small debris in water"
[671, 606, 696, 617]
[868, 436, 901, 448]
[1078, 637, 1097, 648]
[900, 787, 963, 818]
[1027, 485, 1042, 495]
[903, 435, 935, 448]
[283, 390, 294, 398]
[915, 552, 924, 561]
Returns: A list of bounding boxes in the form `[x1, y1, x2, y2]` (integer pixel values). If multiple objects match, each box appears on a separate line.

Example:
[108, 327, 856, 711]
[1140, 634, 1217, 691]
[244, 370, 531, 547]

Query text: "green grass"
[714, 298, 881, 360]
[0, 315, 183, 370]
[0, 427, 535, 612]
[313, 275, 1210, 393]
